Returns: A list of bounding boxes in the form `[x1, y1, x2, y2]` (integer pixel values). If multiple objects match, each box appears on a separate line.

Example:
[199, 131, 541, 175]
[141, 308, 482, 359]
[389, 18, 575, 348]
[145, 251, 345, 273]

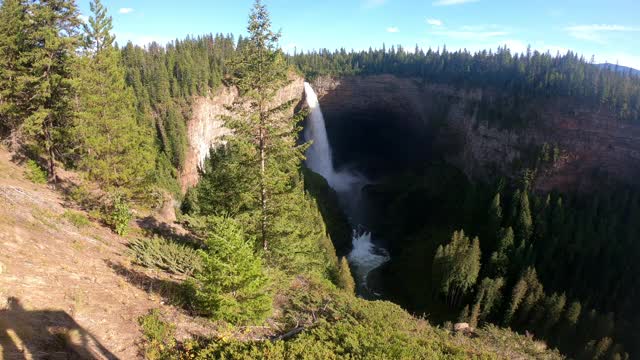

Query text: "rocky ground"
[0, 147, 214, 359]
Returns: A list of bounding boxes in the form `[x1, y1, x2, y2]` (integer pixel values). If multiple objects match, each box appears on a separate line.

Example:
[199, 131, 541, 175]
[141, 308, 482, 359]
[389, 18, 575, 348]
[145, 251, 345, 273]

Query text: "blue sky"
[78, 0, 640, 69]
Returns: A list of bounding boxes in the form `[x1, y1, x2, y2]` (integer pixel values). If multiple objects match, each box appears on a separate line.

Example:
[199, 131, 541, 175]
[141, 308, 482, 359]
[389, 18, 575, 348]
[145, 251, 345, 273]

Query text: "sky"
[77, 0, 640, 69]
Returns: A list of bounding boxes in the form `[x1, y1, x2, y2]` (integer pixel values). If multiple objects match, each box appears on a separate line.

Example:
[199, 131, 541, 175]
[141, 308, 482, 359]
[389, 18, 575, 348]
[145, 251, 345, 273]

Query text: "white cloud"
[433, 0, 479, 6]
[119, 8, 134, 14]
[362, 0, 387, 8]
[565, 24, 639, 43]
[426, 18, 443, 26]
[433, 30, 508, 40]
[79, 14, 89, 23]
[387, 27, 400, 33]
[431, 24, 510, 41]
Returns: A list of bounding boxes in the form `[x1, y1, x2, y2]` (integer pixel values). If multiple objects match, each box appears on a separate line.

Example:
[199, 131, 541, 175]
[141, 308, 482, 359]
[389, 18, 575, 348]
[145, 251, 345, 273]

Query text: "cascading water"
[303, 82, 390, 296]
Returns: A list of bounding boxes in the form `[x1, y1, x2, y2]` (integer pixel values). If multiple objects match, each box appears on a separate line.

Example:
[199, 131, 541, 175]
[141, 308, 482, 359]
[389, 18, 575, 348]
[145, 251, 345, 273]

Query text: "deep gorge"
[301, 74, 640, 356]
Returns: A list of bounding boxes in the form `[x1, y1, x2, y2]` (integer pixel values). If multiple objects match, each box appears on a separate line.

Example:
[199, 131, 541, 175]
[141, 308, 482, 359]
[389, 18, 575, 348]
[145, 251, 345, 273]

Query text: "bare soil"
[0, 148, 215, 359]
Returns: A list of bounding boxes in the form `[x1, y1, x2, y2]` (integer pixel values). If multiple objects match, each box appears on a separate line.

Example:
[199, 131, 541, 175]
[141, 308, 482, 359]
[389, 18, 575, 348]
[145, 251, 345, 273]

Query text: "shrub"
[138, 309, 176, 360]
[128, 236, 202, 276]
[335, 257, 356, 294]
[103, 193, 132, 235]
[62, 210, 91, 228]
[190, 216, 272, 324]
[25, 160, 47, 184]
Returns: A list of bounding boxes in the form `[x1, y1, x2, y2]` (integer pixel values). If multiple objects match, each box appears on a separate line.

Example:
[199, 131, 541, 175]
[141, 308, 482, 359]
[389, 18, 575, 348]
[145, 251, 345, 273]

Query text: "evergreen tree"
[489, 227, 515, 277]
[191, 216, 272, 324]
[475, 277, 505, 321]
[226, 0, 303, 253]
[336, 257, 356, 294]
[504, 267, 543, 325]
[432, 230, 481, 307]
[541, 292, 566, 336]
[516, 191, 533, 243]
[487, 193, 503, 245]
[21, 0, 81, 181]
[74, 0, 155, 195]
[0, 0, 30, 133]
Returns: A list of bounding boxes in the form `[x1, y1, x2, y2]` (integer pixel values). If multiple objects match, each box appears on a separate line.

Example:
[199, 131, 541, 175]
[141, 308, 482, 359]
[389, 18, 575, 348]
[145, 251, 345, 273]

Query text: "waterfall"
[303, 82, 334, 185]
[303, 82, 390, 296]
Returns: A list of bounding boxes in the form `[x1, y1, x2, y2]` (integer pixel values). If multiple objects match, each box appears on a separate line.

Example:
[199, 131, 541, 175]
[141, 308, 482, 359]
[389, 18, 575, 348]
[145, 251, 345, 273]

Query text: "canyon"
[310, 74, 640, 191]
[180, 73, 640, 194]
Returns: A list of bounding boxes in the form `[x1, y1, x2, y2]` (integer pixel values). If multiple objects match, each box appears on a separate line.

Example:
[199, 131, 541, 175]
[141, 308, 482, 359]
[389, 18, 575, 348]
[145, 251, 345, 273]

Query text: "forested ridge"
[290, 46, 640, 123]
[0, 0, 637, 359]
[369, 164, 637, 360]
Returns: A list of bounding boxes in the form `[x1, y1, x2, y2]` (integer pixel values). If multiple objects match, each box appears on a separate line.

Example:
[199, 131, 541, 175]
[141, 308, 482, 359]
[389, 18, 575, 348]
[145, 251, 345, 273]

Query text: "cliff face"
[312, 75, 640, 191]
[180, 75, 305, 191]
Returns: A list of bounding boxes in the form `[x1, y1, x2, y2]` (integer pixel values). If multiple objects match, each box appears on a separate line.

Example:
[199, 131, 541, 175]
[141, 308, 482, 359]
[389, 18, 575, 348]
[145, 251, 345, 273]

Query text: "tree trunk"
[45, 125, 56, 184]
[259, 112, 267, 251]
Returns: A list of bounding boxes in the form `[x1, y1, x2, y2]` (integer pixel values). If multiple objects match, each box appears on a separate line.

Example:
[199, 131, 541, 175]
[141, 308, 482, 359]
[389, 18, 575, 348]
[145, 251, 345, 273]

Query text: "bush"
[138, 309, 176, 360]
[62, 210, 91, 228]
[25, 160, 47, 184]
[128, 236, 202, 276]
[190, 216, 272, 324]
[103, 193, 132, 235]
[335, 257, 356, 294]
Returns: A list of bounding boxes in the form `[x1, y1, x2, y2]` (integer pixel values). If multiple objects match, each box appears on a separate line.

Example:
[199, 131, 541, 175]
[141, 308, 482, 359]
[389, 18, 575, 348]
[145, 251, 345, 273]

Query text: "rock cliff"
[311, 75, 640, 191]
[180, 75, 305, 191]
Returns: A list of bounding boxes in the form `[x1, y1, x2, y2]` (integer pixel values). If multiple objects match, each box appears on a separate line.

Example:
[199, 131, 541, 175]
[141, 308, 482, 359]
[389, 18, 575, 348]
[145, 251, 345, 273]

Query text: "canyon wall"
[180, 75, 305, 191]
[312, 75, 640, 191]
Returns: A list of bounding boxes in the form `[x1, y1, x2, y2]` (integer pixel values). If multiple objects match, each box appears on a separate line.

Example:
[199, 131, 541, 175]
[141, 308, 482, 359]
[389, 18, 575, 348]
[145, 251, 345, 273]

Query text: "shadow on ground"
[106, 260, 193, 311]
[0, 297, 118, 359]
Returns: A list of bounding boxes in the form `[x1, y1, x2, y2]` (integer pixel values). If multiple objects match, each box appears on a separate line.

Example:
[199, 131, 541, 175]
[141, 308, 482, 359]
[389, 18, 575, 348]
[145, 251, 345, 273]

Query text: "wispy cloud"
[362, 0, 387, 8]
[119, 8, 134, 14]
[432, 25, 509, 41]
[387, 27, 400, 33]
[426, 18, 443, 26]
[433, 0, 479, 6]
[565, 24, 639, 43]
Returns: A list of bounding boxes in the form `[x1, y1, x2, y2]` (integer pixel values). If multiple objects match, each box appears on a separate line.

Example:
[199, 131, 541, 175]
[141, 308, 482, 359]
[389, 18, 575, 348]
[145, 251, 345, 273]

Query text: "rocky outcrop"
[311, 75, 640, 191]
[180, 75, 305, 192]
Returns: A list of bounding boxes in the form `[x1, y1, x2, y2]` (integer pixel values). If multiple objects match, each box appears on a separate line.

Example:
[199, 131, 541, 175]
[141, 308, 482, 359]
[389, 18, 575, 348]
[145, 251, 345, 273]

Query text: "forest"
[0, 0, 637, 359]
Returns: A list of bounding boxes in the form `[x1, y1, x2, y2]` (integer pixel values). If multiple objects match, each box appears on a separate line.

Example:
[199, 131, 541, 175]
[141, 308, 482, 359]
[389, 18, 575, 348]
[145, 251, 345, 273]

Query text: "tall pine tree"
[21, 0, 81, 181]
[74, 0, 155, 196]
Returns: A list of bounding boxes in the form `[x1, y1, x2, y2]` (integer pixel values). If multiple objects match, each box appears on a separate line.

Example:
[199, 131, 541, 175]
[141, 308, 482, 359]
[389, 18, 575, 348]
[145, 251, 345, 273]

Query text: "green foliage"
[190, 216, 272, 324]
[163, 275, 563, 360]
[0, 0, 29, 133]
[335, 257, 356, 294]
[138, 309, 177, 360]
[473, 277, 505, 325]
[11, 0, 81, 180]
[74, 0, 155, 197]
[62, 210, 91, 228]
[289, 46, 640, 123]
[128, 237, 202, 276]
[103, 193, 132, 236]
[224, 0, 305, 254]
[487, 193, 503, 242]
[120, 32, 236, 192]
[489, 227, 515, 278]
[302, 167, 352, 254]
[24, 160, 48, 184]
[432, 230, 482, 307]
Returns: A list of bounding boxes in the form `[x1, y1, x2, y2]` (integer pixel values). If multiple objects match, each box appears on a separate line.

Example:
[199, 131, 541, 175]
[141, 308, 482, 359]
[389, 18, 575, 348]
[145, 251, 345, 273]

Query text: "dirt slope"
[0, 148, 212, 359]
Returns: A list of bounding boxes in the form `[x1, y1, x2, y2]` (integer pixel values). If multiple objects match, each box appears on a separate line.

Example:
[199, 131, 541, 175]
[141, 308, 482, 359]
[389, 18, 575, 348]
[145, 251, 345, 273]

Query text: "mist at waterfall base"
[303, 82, 390, 297]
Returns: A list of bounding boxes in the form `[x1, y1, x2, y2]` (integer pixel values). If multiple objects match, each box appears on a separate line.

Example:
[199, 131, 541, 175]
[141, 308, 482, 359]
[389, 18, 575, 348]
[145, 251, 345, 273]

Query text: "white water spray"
[304, 82, 390, 295]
